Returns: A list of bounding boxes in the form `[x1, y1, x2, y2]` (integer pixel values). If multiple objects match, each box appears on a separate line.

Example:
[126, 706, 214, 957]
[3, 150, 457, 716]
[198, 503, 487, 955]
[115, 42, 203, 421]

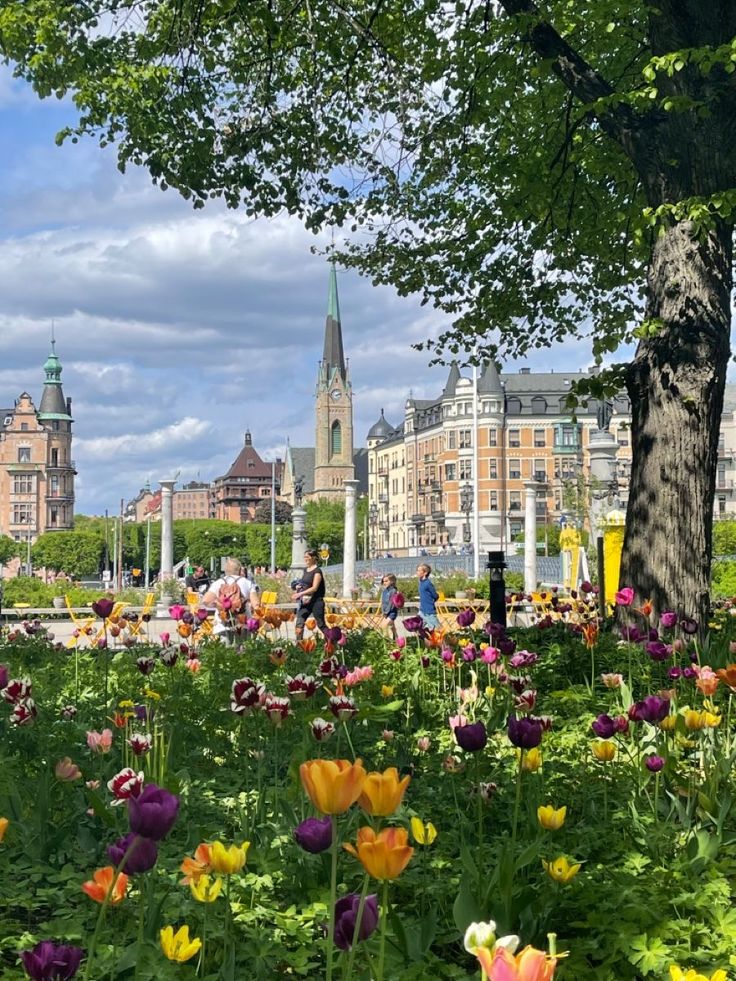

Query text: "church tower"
[38, 336, 75, 530]
[312, 264, 354, 498]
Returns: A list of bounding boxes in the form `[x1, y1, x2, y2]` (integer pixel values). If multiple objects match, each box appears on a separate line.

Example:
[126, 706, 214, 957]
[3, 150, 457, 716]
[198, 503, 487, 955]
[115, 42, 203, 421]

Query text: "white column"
[588, 428, 619, 543]
[159, 479, 176, 580]
[343, 479, 359, 597]
[523, 480, 540, 595]
[289, 507, 308, 576]
[472, 352, 480, 580]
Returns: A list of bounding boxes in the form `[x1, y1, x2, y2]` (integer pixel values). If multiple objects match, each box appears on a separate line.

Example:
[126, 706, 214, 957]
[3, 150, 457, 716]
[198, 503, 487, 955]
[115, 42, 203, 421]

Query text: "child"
[417, 563, 440, 630]
[380, 573, 398, 640]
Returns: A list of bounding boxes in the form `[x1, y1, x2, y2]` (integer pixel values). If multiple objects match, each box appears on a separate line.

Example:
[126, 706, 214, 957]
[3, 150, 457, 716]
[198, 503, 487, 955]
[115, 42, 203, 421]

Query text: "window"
[531, 396, 547, 415]
[20, 423, 29, 432]
[561, 426, 576, 447]
[719, 496, 727, 514]
[488, 427, 497, 447]
[533, 460, 546, 482]
[50, 507, 59, 526]
[18, 447, 31, 463]
[533, 429, 546, 447]
[50, 448, 58, 466]
[12, 503, 32, 524]
[718, 465, 727, 489]
[489, 491, 498, 511]
[459, 459, 472, 480]
[617, 434, 629, 447]
[508, 428, 520, 448]
[330, 421, 342, 456]
[445, 463, 456, 481]
[459, 429, 472, 448]
[509, 458, 521, 480]
[509, 491, 521, 511]
[489, 459, 497, 479]
[13, 475, 33, 494]
[448, 431, 456, 449]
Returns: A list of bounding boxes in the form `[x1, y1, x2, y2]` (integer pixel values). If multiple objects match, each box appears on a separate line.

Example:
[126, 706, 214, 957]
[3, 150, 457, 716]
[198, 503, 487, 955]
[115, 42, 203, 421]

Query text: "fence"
[324, 553, 563, 582]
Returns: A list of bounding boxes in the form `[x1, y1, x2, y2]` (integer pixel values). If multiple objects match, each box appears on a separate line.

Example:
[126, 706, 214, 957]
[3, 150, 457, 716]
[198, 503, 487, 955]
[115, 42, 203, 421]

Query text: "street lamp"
[369, 503, 379, 560]
[460, 483, 473, 545]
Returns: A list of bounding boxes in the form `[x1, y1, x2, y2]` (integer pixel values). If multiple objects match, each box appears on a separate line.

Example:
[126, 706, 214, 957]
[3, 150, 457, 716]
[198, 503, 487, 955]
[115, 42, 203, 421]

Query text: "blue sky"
[0, 65, 607, 515]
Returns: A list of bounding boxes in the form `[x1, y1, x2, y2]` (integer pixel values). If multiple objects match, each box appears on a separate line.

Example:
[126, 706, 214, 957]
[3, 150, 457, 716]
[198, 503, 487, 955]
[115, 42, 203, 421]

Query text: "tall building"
[366, 364, 633, 556]
[0, 341, 75, 543]
[212, 431, 282, 521]
[282, 265, 368, 503]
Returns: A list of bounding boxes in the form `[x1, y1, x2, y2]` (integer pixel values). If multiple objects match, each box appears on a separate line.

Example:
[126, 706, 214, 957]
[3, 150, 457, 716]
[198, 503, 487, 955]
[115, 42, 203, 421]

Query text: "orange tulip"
[306, 617, 317, 630]
[476, 944, 556, 980]
[716, 664, 736, 690]
[178, 623, 193, 638]
[298, 638, 317, 653]
[581, 622, 598, 649]
[180, 843, 213, 885]
[81, 866, 129, 905]
[358, 767, 411, 816]
[635, 599, 653, 618]
[300, 758, 367, 814]
[344, 826, 414, 880]
[425, 629, 444, 648]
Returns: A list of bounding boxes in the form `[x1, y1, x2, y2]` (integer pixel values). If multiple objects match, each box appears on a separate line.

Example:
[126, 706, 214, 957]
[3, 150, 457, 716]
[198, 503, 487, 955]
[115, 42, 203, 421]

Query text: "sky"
[1, 64, 613, 516]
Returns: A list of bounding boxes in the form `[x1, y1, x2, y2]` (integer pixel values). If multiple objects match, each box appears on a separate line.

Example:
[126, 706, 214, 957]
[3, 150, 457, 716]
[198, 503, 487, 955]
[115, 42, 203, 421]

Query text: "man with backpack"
[202, 558, 259, 642]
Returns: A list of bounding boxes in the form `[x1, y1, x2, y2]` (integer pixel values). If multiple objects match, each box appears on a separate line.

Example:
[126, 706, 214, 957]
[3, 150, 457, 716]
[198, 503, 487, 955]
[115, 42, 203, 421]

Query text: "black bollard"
[487, 550, 507, 628]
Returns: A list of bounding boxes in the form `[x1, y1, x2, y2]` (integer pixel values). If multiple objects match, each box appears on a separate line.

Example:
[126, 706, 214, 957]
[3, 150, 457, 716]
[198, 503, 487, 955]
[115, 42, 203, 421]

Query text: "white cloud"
[76, 417, 214, 459]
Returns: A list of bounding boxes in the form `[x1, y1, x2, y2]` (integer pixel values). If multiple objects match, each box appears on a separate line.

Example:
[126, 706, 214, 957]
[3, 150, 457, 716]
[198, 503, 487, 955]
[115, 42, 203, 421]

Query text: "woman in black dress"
[293, 548, 327, 640]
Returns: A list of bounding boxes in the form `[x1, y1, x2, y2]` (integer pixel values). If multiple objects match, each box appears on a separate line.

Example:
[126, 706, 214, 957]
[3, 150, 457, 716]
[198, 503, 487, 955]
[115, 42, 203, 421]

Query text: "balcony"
[377, 467, 388, 477]
[431, 509, 445, 522]
[378, 493, 388, 504]
[716, 480, 735, 492]
[552, 443, 580, 455]
[379, 520, 389, 531]
[410, 513, 426, 525]
[509, 502, 522, 511]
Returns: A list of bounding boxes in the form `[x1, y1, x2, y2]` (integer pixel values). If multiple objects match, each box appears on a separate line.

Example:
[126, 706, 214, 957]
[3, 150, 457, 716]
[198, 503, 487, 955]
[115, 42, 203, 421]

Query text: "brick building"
[212, 432, 282, 522]
[0, 342, 75, 545]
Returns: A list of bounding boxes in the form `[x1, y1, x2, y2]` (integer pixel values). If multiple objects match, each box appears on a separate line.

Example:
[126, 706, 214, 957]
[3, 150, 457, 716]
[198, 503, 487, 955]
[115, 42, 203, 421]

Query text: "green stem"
[83, 840, 137, 981]
[134, 876, 146, 980]
[326, 815, 339, 981]
[376, 880, 390, 981]
[505, 753, 524, 926]
[344, 874, 371, 980]
[342, 722, 357, 763]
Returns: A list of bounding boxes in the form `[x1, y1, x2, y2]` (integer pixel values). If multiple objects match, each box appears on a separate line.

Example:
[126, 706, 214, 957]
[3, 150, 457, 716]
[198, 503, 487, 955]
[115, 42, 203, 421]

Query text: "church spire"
[322, 262, 346, 380]
[39, 336, 72, 421]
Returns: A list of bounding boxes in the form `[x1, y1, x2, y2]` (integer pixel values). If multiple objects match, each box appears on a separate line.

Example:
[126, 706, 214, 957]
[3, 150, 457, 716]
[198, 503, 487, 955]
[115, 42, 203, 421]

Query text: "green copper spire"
[322, 262, 345, 377]
[39, 331, 72, 420]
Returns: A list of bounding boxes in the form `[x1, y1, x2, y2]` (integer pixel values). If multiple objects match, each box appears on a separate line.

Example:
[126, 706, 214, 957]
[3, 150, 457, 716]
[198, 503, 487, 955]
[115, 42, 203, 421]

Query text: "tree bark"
[620, 219, 732, 621]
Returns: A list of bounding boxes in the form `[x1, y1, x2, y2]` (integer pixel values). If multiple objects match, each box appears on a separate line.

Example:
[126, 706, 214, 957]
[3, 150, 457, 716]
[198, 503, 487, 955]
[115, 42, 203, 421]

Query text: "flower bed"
[1, 594, 735, 979]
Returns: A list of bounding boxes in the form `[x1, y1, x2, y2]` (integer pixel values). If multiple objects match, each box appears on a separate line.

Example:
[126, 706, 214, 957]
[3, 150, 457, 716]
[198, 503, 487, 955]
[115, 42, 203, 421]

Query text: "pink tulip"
[55, 757, 82, 782]
[187, 658, 202, 673]
[449, 713, 468, 731]
[86, 729, 113, 754]
[615, 587, 635, 606]
[396, 636, 406, 649]
[160, 632, 171, 646]
[344, 665, 374, 686]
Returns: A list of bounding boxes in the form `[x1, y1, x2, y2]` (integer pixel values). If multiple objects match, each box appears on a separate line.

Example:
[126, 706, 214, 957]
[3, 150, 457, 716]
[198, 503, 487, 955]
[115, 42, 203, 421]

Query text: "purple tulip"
[294, 816, 333, 854]
[498, 637, 516, 656]
[484, 621, 506, 638]
[648, 628, 660, 641]
[136, 656, 156, 676]
[507, 714, 543, 749]
[645, 640, 672, 662]
[680, 617, 698, 635]
[660, 611, 677, 629]
[402, 616, 425, 633]
[683, 666, 697, 679]
[462, 645, 477, 662]
[629, 695, 670, 724]
[20, 941, 84, 980]
[128, 783, 179, 840]
[591, 714, 617, 739]
[509, 650, 538, 669]
[580, 581, 593, 594]
[619, 625, 644, 643]
[91, 598, 115, 620]
[107, 832, 158, 874]
[668, 666, 682, 680]
[456, 608, 476, 628]
[323, 626, 342, 644]
[334, 893, 379, 951]
[420, 655, 431, 668]
[391, 592, 405, 609]
[645, 755, 665, 773]
[454, 720, 488, 752]
[0, 664, 7, 690]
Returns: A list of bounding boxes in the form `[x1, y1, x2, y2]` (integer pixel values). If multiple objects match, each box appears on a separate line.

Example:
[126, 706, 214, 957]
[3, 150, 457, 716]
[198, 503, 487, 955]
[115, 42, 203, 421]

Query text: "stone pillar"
[342, 480, 359, 597]
[289, 507, 308, 577]
[523, 480, 540, 595]
[157, 478, 176, 615]
[588, 429, 619, 543]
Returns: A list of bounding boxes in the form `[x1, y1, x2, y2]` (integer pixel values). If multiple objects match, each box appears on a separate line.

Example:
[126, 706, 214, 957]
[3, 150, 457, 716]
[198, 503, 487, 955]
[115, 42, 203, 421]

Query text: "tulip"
[136, 656, 156, 676]
[3, 677, 31, 703]
[645, 755, 666, 772]
[508, 715, 543, 749]
[358, 767, 411, 816]
[344, 665, 374, 686]
[286, 674, 318, 700]
[591, 714, 617, 739]
[509, 650, 538, 668]
[127, 733, 152, 756]
[294, 816, 333, 854]
[0, 817, 8, 842]
[615, 587, 634, 606]
[344, 826, 414, 880]
[300, 758, 367, 814]
[464, 920, 509, 956]
[455, 720, 488, 753]
[591, 740, 616, 762]
[410, 816, 437, 846]
[716, 664, 736, 689]
[542, 856, 581, 884]
[108, 768, 144, 806]
[328, 695, 358, 722]
[190, 874, 223, 903]
[81, 866, 129, 904]
[381, 685, 395, 697]
[537, 805, 566, 831]
[186, 657, 201, 672]
[160, 925, 202, 963]
[263, 694, 291, 726]
[209, 840, 250, 875]
[680, 617, 699, 635]
[476, 944, 557, 980]
[660, 610, 678, 628]
[646, 640, 672, 662]
[601, 673, 623, 689]
[55, 757, 82, 782]
[91, 598, 115, 619]
[391, 591, 405, 609]
[310, 718, 336, 742]
[334, 893, 379, 951]
[669, 967, 728, 981]
[20, 941, 84, 980]
[180, 843, 213, 884]
[457, 608, 476, 628]
[128, 783, 179, 840]
[86, 729, 113, 754]
[417, 735, 431, 752]
[11, 698, 37, 726]
[107, 833, 158, 874]
[629, 695, 670, 724]
[695, 666, 719, 696]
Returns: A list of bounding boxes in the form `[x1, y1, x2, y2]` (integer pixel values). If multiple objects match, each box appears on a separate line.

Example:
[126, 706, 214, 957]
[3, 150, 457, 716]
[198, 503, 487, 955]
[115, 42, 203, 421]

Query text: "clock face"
[330, 389, 342, 402]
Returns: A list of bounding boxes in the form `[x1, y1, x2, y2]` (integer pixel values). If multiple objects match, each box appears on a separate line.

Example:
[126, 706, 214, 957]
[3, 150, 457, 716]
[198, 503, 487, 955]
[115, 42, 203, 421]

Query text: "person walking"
[202, 558, 259, 643]
[293, 548, 327, 640]
[380, 573, 399, 640]
[417, 563, 440, 631]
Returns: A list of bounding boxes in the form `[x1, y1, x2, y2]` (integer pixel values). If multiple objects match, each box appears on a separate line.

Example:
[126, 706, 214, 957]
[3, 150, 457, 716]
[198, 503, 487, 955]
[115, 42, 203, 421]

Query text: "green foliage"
[252, 499, 293, 524]
[713, 521, 736, 556]
[31, 531, 104, 578]
[711, 560, 736, 598]
[0, 536, 18, 566]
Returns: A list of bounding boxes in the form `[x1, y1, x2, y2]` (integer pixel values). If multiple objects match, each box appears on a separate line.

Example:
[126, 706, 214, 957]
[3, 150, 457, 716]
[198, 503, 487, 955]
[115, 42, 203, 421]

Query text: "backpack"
[217, 577, 245, 614]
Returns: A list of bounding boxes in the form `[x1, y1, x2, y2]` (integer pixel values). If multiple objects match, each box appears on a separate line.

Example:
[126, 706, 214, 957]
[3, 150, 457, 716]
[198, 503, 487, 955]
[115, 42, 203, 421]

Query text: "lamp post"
[460, 483, 473, 547]
[369, 503, 379, 561]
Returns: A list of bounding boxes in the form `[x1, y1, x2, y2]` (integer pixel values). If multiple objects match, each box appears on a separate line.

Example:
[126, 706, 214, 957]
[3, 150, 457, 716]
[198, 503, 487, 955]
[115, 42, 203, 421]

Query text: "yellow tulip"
[189, 874, 223, 903]
[659, 715, 677, 732]
[537, 804, 566, 831]
[684, 710, 706, 731]
[0, 817, 8, 843]
[702, 711, 721, 728]
[358, 767, 411, 816]
[381, 685, 395, 697]
[591, 740, 616, 762]
[344, 826, 414, 880]
[521, 747, 542, 772]
[160, 925, 202, 963]
[410, 816, 437, 846]
[542, 856, 581, 884]
[209, 841, 250, 875]
[670, 967, 728, 981]
[299, 758, 367, 815]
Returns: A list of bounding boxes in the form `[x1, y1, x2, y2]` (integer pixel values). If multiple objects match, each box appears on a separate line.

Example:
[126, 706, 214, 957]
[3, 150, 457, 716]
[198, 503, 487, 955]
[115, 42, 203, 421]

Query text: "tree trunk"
[620, 219, 732, 622]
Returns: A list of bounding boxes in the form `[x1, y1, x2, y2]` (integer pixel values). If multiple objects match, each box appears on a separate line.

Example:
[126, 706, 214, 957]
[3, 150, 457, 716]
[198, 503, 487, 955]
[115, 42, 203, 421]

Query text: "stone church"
[281, 265, 368, 504]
